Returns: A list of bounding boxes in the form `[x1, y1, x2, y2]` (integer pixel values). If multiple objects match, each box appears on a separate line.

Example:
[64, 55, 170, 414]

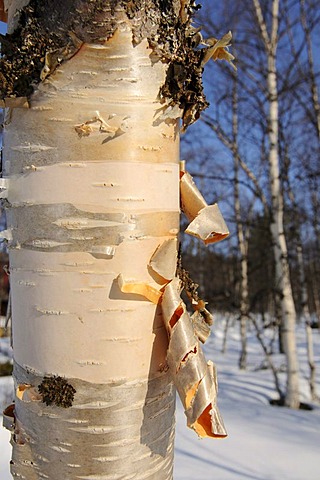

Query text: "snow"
[1, 317, 320, 479]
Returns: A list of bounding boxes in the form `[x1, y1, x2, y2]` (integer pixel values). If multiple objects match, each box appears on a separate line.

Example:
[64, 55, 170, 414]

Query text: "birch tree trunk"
[286, 178, 318, 400]
[231, 70, 249, 370]
[298, 244, 317, 400]
[5, 27, 177, 480]
[0, 1, 219, 478]
[252, 0, 300, 408]
[235, 146, 249, 372]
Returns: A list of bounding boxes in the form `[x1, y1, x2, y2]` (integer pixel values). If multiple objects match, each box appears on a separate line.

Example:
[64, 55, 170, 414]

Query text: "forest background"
[182, 0, 319, 322]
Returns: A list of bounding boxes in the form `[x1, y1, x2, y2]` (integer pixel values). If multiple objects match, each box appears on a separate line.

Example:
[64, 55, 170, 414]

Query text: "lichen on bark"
[38, 375, 76, 408]
[0, 0, 209, 129]
[0, 0, 121, 98]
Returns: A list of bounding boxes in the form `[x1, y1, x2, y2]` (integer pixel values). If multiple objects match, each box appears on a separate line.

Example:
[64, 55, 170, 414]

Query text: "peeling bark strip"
[180, 167, 229, 244]
[118, 235, 227, 437]
[161, 278, 227, 438]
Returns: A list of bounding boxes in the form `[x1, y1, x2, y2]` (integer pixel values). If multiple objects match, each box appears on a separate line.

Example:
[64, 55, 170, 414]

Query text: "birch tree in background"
[251, 0, 300, 409]
[0, 0, 229, 478]
[232, 73, 249, 370]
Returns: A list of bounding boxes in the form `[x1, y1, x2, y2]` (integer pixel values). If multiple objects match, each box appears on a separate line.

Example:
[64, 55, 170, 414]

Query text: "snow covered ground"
[174, 315, 320, 480]
[1, 316, 319, 479]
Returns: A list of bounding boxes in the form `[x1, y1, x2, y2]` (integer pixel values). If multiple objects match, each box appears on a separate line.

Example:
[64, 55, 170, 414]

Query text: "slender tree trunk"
[296, 243, 317, 400]
[222, 314, 230, 354]
[238, 221, 249, 370]
[231, 69, 249, 370]
[252, 0, 300, 408]
[285, 164, 318, 400]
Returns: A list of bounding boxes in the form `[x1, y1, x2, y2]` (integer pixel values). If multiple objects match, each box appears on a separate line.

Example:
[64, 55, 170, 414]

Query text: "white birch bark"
[231, 73, 249, 370]
[2, 12, 180, 480]
[285, 163, 318, 399]
[235, 161, 249, 370]
[297, 243, 317, 400]
[252, 0, 300, 408]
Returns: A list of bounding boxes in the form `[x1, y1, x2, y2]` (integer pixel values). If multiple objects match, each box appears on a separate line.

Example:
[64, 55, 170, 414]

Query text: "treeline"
[182, 214, 320, 320]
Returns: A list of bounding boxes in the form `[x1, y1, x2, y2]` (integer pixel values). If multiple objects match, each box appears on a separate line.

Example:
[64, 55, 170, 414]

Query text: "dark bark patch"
[124, 1, 208, 129]
[0, 0, 209, 129]
[38, 375, 76, 408]
[0, 0, 121, 98]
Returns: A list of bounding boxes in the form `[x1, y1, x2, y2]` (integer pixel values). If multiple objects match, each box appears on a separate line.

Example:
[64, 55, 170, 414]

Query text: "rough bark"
[0, 0, 208, 130]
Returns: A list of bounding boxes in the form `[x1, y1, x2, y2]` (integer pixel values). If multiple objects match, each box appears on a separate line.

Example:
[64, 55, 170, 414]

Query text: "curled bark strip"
[149, 238, 178, 282]
[186, 204, 229, 244]
[191, 310, 211, 343]
[3, 403, 15, 432]
[162, 278, 227, 438]
[118, 238, 178, 305]
[16, 384, 42, 402]
[201, 31, 236, 70]
[118, 274, 162, 305]
[180, 170, 229, 245]
[166, 312, 197, 369]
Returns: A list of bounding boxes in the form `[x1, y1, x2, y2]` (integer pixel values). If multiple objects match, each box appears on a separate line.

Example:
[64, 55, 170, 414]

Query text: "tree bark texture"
[1, 1, 227, 478]
[5, 25, 178, 480]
